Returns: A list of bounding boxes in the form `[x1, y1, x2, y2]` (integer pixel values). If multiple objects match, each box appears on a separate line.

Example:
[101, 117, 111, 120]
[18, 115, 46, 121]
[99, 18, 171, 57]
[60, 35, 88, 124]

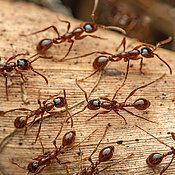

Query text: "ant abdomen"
[27, 161, 39, 173]
[87, 99, 101, 110]
[14, 116, 27, 128]
[37, 39, 53, 54]
[99, 146, 114, 163]
[146, 153, 163, 167]
[133, 98, 150, 110]
[17, 59, 30, 70]
[93, 56, 109, 70]
[62, 131, 76, 147]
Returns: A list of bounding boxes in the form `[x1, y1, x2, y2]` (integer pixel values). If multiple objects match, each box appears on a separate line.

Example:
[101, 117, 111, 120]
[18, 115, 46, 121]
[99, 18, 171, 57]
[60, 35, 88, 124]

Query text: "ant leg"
[65, 51, 113, 61]
[76, 34, 106, 40]
[6, 52, 28, 64]
[71, 105, 88, 117]
[75, 79, 89, 102]
[135, 125, 172, 148]
[1, 108, 32, 116]
[88, 70, 103, 98]
[39, 137, 45, 154]
[113, 110, 127, 124]
[25, 115, 37, 135]
[139, 57, 144, 74]
[34, 114, 44, 143]
[63, 89, 73, 128]
[124, 74, 166, 104]
[21, 25, 60, 38]
[30, 56, 53, 63]
[112, 60, 129, 101]
[59, 39, 74, 62]
[5, 75, 8, 100]
[160, 156, 174, 175]
[133, 44, 154, 50]
[115, 37, 126, 52]
[30, 66, 48, 84]
[98, 153, 134, 173]
[87, 110, 111, 121]
[154, 53, 172, 75]
[57, 17, 71, 33]
[78, 69, 99, 82]
[122, 108, 158, 124]
[88, 124, 109, 166]
[91, 0, 99, 22]
[9, 158, 27, 170]
[53, 122, 64, 149]
[98, 25, 126, 35]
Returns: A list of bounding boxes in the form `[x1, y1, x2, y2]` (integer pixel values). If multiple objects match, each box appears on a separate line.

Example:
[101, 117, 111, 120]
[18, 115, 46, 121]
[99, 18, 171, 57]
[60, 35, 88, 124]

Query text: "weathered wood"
[0, 1, 175, 175]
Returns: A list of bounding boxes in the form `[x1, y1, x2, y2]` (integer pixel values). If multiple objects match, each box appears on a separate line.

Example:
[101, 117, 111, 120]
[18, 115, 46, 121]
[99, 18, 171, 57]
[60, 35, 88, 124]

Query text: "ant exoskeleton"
[10, 122, 97, 175]
[0, 52, 49, 100]
[65, 36, 172, 85]
[20, 0, 126, 62]
[136, 125, 175, 175]
[66, 124, 133, 175]
[66, 74, 165, 125]
[1, 89, 73, 143]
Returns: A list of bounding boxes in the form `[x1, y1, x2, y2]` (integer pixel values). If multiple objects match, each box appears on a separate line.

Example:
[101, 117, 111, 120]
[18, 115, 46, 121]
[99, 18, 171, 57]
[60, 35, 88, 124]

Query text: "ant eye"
[133, 98, 150, 110]
[93, 100, 100, 107]
[146, 153, 163, 166]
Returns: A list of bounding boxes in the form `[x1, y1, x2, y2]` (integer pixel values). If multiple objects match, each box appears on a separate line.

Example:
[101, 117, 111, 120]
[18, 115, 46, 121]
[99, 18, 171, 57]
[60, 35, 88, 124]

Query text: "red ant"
[65, 124, 133, 174]
[0, 52, 49, 100]
[20, 0, 126, 62]
[1, 89, 73, 143]
[136, 125, 175, 175]
[66, 74, 165, 125]
[10, 122, 97, 175]
[65, 36, 172, 86]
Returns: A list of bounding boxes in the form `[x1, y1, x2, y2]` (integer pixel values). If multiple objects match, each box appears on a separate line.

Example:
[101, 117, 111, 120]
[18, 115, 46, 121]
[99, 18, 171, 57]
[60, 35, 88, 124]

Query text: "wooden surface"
[0, 1, 175, 175]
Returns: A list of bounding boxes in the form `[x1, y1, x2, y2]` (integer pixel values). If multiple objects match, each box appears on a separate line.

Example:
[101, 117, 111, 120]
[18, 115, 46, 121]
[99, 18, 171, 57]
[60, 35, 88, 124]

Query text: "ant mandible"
[1, 89, 73, 143]
[136, 125, 175, 175]
[66, 74, 165, 125]
[20, 0, 126, 62]
[10, 122, 97, 175]
[0, 52, 49, 100]
[65, 36, 172, 86]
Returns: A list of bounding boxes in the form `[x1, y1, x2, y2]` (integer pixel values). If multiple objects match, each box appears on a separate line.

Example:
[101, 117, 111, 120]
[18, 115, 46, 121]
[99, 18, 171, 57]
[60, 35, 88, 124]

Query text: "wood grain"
[0, 1, 175, 175]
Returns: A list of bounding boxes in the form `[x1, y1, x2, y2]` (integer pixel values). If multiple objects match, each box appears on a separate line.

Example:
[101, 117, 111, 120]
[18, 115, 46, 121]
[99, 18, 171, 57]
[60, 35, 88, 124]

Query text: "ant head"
[17, 59, 30, 70]
[14, 116, 27, 128]
[62, 131, 76, 147]
[133, 98, 150, 110]
[27, 161, 39, 173]
[53, 97, 65, 108]
[99, 146, 114, 163]
[88, 99, 101, 110]
[93, 56, 108, 70]
[37, 39, 53, 54]
[83, 23, 97, 33]
[146, 153, 163, 167]
[140, 47, 154, 58]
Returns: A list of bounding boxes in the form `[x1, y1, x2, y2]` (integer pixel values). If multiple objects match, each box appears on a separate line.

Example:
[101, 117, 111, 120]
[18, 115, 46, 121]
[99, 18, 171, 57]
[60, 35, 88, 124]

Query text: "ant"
[136, 125, 175, 175]
[66, 124, 133, 174]
[20, 0, 126, 62]
[65, 36, 172, 86]
[0, 52, 50, 100]
[10, 122, 97, 175]
[66, 74, 165, 125]
[1, 89, 73, 143]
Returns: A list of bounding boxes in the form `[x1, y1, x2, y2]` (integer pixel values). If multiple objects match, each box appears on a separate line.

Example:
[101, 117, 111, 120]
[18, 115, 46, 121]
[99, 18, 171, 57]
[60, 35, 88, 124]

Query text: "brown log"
[0, 1, 175, 175]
